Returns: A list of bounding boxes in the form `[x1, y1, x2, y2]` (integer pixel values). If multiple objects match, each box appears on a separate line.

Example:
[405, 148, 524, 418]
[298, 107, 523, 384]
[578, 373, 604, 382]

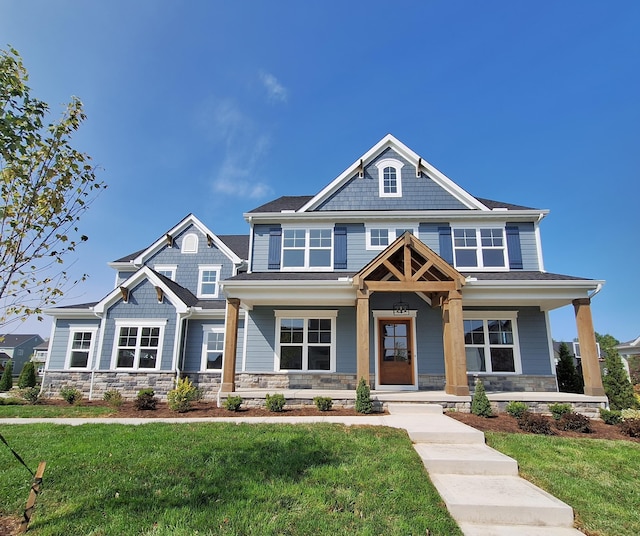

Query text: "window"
[375, 158, 403, 198]
[275, 311, 337, 371]
[281, 228, 332, 270]
[463, 313, 520, 373]
[453, 227, 507, 269]
[201, 327, 224, 370]
[366, 225, 417, 250]
[66, 329, 96, 369]
[154, 265, 177, 280]
[197, 265, 221, 298]
[181, 233, 199, 253]
[113, 321, 164, 370]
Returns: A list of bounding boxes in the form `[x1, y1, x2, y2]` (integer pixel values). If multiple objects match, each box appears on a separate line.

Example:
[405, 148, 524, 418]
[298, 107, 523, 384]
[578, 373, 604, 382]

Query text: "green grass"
[0, 403, 114, 418]
[486, 432, 640, 536]
[1, 423, 462, 535]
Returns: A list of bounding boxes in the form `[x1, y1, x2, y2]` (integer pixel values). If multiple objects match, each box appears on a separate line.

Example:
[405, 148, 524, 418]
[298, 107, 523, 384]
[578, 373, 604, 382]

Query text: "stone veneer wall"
[468, 374, 557, 392]
[235, 373, 359, 391]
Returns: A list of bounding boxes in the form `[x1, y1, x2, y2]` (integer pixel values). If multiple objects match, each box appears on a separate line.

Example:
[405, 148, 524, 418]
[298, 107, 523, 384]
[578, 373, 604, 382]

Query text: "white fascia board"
[107, 261, 137, 271]
[93, 266, 190, 314]
[297, 134, 488, 213]
[132, 214, 243, 266]
[43, 307, 96, 319]
[221, 279, 355, 307]
[187, 308, 227, 320]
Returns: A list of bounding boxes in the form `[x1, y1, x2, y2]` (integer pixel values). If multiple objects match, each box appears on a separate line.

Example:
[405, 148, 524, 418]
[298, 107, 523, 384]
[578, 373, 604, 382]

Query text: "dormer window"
[181, 233, 199, 254]
[375, 158, 403, 198]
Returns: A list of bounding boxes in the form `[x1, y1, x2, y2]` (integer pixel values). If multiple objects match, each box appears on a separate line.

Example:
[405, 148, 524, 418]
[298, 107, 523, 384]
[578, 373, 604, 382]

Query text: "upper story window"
[366, 225, 417, 250]
[154, 265, 177, 281]
[282, 227, 332, 270]
[452, 227, 507, 269]
[375, 158, 403, 198]
[65, 328, 97, 369]
[181, 233, 199, 254]
[198, 265, 221, 298]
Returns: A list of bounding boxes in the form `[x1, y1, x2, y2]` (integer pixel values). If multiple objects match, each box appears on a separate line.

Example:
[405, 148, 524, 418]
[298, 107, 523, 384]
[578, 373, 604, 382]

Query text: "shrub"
[620, 418, 640, 438]
[621, 408, 640, 421]
[471, 379, 492, 417]
[135, 388, 157, 410]
[167, 377, 202, 413]
[517, 412, 554, 435]
[60, 386, 82, 405]
[222, 395, 243, 411]
[21, 387, 41, 404]
[505, 401, 528, 419]
[17, 362, 36, 388]
[556, 412, 592, 433]
[548, 403, 572, 420]
[265, 393, 286, 412]
[555, 342, 584, 393]
[313, 396, 333, 412]
[602, 350, 636, 410]
[0, 361, 13, 391]
[355, 377, 372, 414]
[103, 389, 124, 408]
[599, 408, 622, 425]
[0, 396, 25, 405]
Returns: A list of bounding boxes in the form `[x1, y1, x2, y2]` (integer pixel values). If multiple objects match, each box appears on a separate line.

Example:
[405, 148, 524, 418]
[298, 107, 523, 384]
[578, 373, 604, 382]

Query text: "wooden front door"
[378, 319, 414, 385]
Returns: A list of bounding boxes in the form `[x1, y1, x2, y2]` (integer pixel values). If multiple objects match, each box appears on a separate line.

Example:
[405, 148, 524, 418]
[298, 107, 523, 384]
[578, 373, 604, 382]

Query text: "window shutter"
[334, 226, 347, 269]
[438, 226, 453, 264]
[506, 225, 523, 269]
[268, 227, 282, 269]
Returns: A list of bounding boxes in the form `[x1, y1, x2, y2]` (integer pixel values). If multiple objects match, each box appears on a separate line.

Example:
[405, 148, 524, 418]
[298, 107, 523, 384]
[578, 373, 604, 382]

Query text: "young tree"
[17, 360, 36, 388]
[0, 360, 13, 391]
[597, 333, 636, 410]
[0, 47, 104, 327]
[556, 342, 584, 393]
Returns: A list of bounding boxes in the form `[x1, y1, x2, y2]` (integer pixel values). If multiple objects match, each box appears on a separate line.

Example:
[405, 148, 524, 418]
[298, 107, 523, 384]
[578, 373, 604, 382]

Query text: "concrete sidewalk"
[0, 405, 584, 535]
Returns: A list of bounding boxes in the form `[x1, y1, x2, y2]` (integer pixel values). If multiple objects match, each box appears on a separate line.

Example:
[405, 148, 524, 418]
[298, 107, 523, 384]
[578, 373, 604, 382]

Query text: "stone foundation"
[468, 374, 558, 392]
[235, 372, 359, 390]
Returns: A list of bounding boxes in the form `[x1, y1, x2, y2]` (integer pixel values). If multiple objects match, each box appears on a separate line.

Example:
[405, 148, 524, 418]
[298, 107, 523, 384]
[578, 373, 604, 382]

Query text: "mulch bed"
[448, 411, 640, 443]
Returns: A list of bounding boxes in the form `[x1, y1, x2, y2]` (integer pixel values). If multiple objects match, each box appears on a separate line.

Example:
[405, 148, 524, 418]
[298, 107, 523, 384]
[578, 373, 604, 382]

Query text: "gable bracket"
[207, 234, 214, 248]
[166, 234, 174, 248]
[416, 157, 422, 177]
[155, 286, 164, 303]
[357, 159, 365, 178]
[119, 286, 129, 303]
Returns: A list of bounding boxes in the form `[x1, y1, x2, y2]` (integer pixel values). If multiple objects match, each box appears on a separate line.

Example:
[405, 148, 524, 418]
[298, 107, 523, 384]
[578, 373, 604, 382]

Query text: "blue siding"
[316, 148, 468, 211]
[513, 222, 539, 270]
[251, 224, 272, 272]
[48, 318, 101, 370]
[182, 318, 244, 373]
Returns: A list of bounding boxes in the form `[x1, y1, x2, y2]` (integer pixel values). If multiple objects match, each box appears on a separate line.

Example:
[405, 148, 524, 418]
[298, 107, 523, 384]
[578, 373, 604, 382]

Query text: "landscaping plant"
[313, 396, 333, 412]
[599, 408, 622, 425]
[555, 342, 584, 393]
[505, 401, 528, 419]
[21, 386, 40, 404]
[471, 378, 492, 417]
[222, 395, 243, 411]
[355, 377, 373, 414]
[103, 389, 124, 408]
[601, 343, 637, 410]
[517, 412, 554, 435]
[548, 403, 572, 420]
[17, 361, 36, 388]
[167, 377, 202, 413]
[135, 388, 157, 410]
[60, 386, 82, 404]
[265, 393, 286, 412]
[556, 411, 592, 433]
[0, 360, 13, 391]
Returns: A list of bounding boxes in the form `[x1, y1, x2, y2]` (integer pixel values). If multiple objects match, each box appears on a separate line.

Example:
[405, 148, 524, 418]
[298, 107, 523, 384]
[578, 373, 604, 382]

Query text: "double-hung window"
[66, 329, 97, 369]
[275, 311, 337, 371]
[282, 228, 332, 269]
[366, 225, 417, 250]
[113, 321, 164, 370]
[198, 265, 221, 298]
[453, 227, 507, 269]
[463, 313, 521, 373]
[201, 327, 224, 370]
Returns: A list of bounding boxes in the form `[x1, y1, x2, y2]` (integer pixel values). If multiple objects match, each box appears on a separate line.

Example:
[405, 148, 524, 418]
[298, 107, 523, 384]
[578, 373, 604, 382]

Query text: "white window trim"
[451, 224, 510, 271]
[463, 311, 522, 374]
[201, 325, 225, 372]
[365, 224, 418, 250]
[375, 158, 404, 198]
[274, 310, 338, 372]
[280, 225, 334, 271]
[111, 319, 166, 371]
[65, 327, 98, 370]
[154, 264, 177, 281]
[181, 232, 199, 254]
[197, 265, 222, 298]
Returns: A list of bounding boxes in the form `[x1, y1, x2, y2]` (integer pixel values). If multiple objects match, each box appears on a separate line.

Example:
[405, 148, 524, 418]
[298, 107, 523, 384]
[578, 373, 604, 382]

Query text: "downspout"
[176, 309, 193, 385]
[588, 283, 603, 299]
[89, 311, 105, 401]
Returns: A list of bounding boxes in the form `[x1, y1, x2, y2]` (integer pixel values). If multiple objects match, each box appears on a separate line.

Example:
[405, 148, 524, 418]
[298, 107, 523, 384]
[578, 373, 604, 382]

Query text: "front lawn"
[486, 432, 640, 536]
[1, 423, 462, 535]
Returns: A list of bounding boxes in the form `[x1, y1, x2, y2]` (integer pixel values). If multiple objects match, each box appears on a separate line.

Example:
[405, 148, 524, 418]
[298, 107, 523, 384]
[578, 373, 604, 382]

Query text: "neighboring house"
[615, 336, 639, 379]
[44, 135, 606, 399]
[553, 341, 602, 366]
[0, 334, 45, 375]
[32, 340, 50, 375]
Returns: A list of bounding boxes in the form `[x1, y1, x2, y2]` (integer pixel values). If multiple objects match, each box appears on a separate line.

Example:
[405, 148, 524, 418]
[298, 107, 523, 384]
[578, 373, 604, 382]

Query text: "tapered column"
[356, 290, 370, 387]
[442, 291, 470, 396]
[573, 298, 605, 396]
[221, 298, 240, 393]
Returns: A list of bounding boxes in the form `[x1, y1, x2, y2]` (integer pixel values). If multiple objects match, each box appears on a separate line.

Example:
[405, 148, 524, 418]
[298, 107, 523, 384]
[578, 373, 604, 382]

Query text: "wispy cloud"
[260, 71, 288, 103]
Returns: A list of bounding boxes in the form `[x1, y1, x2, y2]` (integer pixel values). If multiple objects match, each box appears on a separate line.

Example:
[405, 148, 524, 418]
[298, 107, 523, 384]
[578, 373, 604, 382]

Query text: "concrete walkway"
[0, 405, 584, 535]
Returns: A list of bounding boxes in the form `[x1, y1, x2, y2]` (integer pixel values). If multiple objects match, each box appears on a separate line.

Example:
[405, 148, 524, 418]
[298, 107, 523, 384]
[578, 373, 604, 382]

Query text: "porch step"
[414, 443, 518, 475]
[386, 403, 444, 414]
[429, 474, 575, 527]
[458, 523, 584, 536]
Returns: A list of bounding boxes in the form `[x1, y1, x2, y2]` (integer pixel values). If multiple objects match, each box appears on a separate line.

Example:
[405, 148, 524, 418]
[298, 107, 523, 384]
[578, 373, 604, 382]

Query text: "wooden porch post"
[356, 290, 370, 387]
[442, 291, 470, 396]
[221, 298, 240, 393]
[573, 298, 605, 396]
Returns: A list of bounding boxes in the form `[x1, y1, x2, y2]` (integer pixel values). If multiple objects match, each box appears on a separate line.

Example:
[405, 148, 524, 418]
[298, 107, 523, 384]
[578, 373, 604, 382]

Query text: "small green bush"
[60, 386, 82, 405]
[0, 361, 13, 391]
[167, 377, 202, 413]
[135, 388, 157, 410]
[599, 408, 622, 425]
[620, 418, 640, 438]
[21, 387, 41, 404]
[556, 412, 592, 433]
[222, 395, 243, 411]
[17, 362, 37, 388]
[621, 408, 640, 421]
[471, 379, 493, 417]
[103, 389, 124, 408]
[0, 396, 25, 406]
[265, 393, 286, 412]
[355, 377, 373, 414]
[517, 412, 554, 435]
[313, 396, 333, 412]
[548, 403, 572, 420]
[505, 401, 528, 419]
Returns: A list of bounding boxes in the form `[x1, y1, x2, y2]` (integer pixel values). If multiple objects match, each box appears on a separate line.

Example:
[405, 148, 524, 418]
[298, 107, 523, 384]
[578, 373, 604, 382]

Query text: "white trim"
[111, 319, 166, 371]
[154, 265, 177, 280]
[280, 226, 333, 271]
[197, 265, 222, 298]
[534, 221, 545, 271]
[375, 158, 403, 198]
[43, 319, 57, 371]
[181, 232, 199, 254]
[544, 311, 559, 390]
[451, 224, 509, 271]
[64, 326, 99, 370]
[241, 310, 249, 372]
[201, 325, 225, 371]
[365, 224, 418, 250]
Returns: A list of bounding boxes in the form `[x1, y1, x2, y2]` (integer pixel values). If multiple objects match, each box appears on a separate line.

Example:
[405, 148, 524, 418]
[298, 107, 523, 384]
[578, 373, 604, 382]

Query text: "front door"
[378, 319, 414, 385]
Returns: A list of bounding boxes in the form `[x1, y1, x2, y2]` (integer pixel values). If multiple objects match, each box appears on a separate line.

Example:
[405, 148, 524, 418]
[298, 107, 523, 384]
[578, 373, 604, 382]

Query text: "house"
[0, 334, 45, 376]
[43, 135, 606, 400]
[32, 340, 50, 375]
[553, 341, 602, 366]
[615, 336, 639, 379]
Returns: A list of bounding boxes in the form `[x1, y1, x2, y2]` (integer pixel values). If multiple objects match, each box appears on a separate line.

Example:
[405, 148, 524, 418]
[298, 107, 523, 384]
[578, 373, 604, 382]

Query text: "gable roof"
[0, 334, 44, 348]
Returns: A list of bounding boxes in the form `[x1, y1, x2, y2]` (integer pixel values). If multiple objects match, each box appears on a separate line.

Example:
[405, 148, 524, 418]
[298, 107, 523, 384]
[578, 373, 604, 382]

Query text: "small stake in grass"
[19, 461, 46, 534]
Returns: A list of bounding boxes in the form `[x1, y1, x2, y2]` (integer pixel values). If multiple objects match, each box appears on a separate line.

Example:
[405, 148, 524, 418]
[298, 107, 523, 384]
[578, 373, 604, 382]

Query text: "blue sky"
[2, 1, 639, 343]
